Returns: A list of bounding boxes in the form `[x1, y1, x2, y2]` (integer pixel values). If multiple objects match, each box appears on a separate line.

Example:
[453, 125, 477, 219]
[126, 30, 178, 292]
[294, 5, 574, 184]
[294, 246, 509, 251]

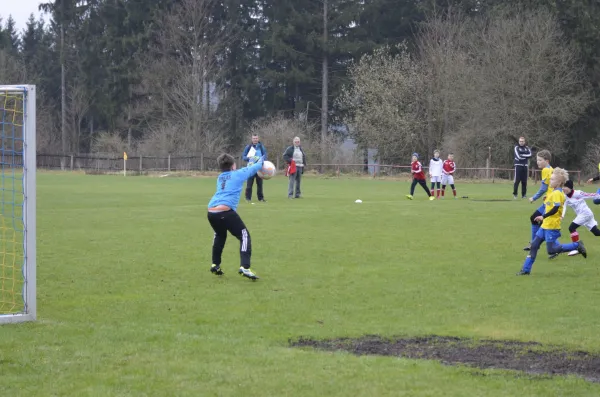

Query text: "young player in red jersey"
[406, 153, 435, 200]
[441, 153, 457, 199]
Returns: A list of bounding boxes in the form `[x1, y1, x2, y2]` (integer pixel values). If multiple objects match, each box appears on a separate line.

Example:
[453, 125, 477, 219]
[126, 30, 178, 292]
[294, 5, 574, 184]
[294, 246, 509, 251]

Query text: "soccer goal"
[0, 85, 36, 324]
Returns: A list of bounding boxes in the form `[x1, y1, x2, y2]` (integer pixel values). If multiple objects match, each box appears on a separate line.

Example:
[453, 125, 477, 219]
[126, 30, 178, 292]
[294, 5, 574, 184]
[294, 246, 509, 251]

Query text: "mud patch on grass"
[290, 335, 600, 383]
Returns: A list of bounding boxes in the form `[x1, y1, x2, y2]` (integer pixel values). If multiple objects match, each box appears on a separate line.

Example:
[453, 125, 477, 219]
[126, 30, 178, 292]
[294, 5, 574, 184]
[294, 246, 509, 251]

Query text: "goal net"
[0, 85, 36, 324]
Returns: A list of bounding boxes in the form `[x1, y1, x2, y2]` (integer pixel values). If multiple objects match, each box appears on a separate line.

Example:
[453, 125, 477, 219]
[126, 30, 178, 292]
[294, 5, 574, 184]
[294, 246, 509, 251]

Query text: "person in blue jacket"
[242, 134, 268, 202]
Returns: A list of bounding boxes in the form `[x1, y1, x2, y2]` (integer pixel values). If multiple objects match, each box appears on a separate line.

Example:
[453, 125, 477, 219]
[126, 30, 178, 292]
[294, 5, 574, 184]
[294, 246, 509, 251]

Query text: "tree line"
[0, 0, 599, 170]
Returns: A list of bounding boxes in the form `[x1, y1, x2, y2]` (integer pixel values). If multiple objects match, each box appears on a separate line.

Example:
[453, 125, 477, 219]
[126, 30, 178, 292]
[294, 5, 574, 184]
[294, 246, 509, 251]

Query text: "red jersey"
[443, 160, 455, 175]
[411, 161, 425, 180]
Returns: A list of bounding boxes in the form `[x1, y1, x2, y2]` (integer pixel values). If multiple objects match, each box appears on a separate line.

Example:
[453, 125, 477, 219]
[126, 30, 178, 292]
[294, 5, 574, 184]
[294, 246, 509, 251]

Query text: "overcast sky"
[0, 0, 46, 33]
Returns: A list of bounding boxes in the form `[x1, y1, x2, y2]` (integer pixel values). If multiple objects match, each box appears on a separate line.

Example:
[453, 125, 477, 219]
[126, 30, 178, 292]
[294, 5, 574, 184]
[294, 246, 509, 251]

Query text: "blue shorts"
[535, 228, 561, 243]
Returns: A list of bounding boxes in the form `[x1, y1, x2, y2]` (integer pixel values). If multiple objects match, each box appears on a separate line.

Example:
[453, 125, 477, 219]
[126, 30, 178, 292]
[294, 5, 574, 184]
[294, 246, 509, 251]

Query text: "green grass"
[2, 173, 600, 396]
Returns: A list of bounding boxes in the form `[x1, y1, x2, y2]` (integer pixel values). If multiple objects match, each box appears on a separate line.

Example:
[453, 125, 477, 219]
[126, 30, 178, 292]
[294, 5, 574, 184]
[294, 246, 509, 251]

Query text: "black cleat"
[548, 253, 560, 260]
[523, 244, 531, 251]
[516, 270, 531, 276]
[578, 241, 587, 258]
[210, 264, 224, 276]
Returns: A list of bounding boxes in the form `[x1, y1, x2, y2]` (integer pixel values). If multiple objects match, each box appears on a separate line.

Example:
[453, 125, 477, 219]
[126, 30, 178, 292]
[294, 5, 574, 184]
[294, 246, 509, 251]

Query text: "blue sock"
[561, 242, 579, 251]
[522, 256, 534, 273]
[531, 224, 540, 242]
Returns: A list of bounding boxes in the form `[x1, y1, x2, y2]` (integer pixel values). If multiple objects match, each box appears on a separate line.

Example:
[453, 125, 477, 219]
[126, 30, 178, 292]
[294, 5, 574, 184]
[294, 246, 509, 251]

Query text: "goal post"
[0, 85, 36, 324]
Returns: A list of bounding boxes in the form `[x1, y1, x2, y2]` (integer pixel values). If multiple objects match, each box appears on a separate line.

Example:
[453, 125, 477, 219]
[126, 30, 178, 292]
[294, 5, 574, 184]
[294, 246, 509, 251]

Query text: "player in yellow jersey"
[517, 168, 587, 275]
[524, 150, 553, 251]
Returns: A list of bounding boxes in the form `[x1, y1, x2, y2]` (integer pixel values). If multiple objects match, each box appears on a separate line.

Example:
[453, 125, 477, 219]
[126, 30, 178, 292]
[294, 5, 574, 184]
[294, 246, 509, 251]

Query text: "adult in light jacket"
[283, 136, 306, 199]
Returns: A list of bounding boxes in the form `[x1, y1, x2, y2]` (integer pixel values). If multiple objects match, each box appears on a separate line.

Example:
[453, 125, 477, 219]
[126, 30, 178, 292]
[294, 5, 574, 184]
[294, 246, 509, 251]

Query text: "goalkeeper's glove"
[248, 155, 261, 166]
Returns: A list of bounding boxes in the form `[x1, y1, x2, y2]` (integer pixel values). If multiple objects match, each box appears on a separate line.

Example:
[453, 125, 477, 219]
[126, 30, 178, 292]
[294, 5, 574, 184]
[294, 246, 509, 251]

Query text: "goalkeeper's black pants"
[207, 210, 251, 269]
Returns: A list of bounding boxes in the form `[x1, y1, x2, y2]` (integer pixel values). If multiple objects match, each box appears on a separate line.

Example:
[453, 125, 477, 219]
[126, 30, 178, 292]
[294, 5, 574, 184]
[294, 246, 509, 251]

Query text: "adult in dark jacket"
[283, 136, 306, 199]
[242, 134, 268, 202]
[513, 136, 532, 199]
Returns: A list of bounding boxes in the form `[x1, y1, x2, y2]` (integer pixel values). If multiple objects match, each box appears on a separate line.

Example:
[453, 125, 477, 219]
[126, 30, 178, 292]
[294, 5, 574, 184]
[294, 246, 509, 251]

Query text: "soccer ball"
[258, 161, 276, 180]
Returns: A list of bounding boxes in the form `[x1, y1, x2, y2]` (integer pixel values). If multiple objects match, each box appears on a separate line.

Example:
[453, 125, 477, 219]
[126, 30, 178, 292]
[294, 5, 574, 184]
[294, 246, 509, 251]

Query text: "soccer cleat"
[523, 243, 531, 251]
[259, 199, 267, 202]
[577, 241, 587, 258]
[548, 253, 560, 260]
[429, 196, 435, 201]
[568, 250, 580, 257]
[210, 264, 224, 276]
[238, 267, 259, 280]
[516, 270, 530, 276]
[514, 195, 518, 200]
[405, 194, 413, 200]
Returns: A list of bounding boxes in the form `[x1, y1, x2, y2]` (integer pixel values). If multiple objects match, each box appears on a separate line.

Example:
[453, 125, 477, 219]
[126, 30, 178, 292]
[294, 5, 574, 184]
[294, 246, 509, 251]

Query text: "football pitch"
[2, 172, 600, 396]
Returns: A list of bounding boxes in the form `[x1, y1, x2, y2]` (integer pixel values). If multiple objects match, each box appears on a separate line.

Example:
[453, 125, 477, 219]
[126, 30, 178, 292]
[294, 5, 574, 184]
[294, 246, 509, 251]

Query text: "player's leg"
[407, 178, 418, 199]
[590, 225, 600, 236]
[548, 229, 586, 258]
[207, 211, 228, 275]
[563, 221, 583, 257]
[436, 180, 441, 198]
[245, 175, 255, 201]
[256, 173, 265, 201]
[223, 211, 258, 279]
[518, 229, 545, 275]
[441, 175, 448, 197]
[449, 175, 457, 198]
[418, 179, 433, 197]
[525, 207, 544, 251]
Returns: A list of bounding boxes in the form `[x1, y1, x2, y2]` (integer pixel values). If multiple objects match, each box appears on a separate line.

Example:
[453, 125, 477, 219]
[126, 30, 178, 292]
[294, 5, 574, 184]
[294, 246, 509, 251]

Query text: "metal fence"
[35, 153, 582, 184]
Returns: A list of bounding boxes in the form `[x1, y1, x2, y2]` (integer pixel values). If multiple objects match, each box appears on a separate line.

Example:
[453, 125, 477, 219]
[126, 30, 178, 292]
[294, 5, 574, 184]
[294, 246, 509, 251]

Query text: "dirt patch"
[290, 335, 600, 383]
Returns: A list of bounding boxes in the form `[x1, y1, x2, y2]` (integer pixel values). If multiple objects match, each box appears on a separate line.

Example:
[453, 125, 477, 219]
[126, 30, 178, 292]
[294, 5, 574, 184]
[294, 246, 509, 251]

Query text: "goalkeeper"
[207, 153, 264, 280]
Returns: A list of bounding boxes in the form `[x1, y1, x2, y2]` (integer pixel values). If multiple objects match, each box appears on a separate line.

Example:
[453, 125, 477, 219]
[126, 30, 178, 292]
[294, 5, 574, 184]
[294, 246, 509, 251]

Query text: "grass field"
[2, 172, 600, 396]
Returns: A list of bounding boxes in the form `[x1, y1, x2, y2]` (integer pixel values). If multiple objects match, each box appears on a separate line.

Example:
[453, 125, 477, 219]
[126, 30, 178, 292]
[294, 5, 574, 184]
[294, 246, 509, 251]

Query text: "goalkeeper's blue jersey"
[208, 162, 263, 211]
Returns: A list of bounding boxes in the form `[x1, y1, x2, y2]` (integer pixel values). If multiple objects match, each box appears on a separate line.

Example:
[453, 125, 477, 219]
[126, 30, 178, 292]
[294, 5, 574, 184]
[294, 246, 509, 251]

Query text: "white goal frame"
[0, 85, 36, 324]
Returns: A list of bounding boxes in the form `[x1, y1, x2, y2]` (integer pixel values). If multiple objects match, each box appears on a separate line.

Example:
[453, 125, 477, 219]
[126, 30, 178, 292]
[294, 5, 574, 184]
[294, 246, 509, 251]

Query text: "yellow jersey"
[541, 166, 554, 197]
[541, 188, 565, 230]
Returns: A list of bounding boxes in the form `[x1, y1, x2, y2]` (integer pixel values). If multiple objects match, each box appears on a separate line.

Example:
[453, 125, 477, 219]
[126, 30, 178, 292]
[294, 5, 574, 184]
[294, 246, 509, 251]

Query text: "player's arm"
[234, 157, 264, 180]
[448, 164, 455, 174]
[561, 201, 568, 219]
[542, 204, 561, 218]
[588, 175, 600, 183]
[574, 191, 600, 200]
[531, 180, 548, 201]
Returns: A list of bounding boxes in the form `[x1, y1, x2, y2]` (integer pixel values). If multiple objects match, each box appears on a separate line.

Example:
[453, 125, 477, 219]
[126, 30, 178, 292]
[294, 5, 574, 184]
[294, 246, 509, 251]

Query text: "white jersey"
[562, 190, 598, 217]
[429, 158, 443, 177]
